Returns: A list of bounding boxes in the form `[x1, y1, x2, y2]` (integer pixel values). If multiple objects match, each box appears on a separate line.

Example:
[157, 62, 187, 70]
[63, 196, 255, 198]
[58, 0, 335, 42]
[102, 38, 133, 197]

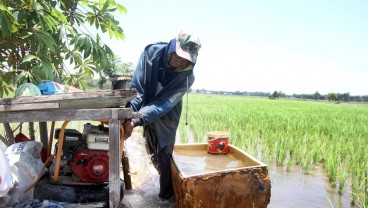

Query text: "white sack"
[0, 147, 13, 197]
[0, 141, 44, 207]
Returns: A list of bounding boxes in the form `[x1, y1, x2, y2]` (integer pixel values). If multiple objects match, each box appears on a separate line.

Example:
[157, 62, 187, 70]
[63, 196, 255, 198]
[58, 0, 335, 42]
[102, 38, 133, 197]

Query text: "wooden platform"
[0, 89, 137, 112]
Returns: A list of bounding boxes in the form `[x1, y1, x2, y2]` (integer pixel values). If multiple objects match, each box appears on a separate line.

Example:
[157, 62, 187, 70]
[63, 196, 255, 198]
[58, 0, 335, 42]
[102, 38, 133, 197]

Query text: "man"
[123, 31, 201, 199]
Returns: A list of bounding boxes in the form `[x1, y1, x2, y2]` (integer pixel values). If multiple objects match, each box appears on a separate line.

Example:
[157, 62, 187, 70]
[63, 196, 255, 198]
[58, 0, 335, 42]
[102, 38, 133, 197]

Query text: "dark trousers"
[144, 125, 174, 199]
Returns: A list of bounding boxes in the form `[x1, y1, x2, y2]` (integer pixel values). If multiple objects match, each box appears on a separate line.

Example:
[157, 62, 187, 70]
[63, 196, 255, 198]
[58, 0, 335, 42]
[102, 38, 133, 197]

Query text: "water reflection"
[268, 164, 353, 208]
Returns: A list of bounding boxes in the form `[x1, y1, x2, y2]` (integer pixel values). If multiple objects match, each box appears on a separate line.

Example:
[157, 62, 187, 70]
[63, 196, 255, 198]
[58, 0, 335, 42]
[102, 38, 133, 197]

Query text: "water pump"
[51, 124, 110, 184]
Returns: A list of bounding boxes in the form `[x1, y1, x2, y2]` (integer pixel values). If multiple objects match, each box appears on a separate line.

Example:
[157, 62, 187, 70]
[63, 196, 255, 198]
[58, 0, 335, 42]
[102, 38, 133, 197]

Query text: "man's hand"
[123, 120, 135, 139]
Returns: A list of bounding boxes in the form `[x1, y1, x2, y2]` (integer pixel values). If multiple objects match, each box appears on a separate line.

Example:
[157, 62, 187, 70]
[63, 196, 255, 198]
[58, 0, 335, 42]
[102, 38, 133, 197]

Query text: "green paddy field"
[178, 93, 368, 206]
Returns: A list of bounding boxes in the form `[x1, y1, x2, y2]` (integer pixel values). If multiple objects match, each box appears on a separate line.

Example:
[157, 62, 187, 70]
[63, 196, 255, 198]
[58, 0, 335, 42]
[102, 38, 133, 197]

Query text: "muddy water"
[122, 133, 175, 208]
[173, 149, 246, 176]
[269, 164, 353, 208]
[123, 133, 354, 208]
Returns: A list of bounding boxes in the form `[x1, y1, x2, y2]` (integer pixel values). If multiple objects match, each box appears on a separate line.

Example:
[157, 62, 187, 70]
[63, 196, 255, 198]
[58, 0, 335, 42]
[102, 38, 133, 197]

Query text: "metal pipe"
[53, 120, 70, 183]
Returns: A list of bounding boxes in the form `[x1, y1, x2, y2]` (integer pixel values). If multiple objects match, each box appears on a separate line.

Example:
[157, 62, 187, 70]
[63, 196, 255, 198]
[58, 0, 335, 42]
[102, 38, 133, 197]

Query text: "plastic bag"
[0, 147, 13, 197]
[37, 81, 64, 95]
[15, 132, 48, 163]
[37, 81, 83, 95]
[0, 141, 44, 207]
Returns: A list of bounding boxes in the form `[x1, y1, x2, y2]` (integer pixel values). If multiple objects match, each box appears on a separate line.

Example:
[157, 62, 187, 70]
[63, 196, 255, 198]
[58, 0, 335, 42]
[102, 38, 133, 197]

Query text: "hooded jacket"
[129, 39, 195, 148]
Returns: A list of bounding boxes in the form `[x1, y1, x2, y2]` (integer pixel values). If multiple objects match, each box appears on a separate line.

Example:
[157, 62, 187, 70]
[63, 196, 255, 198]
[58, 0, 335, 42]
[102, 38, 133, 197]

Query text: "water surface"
[173, 148, 246, 176]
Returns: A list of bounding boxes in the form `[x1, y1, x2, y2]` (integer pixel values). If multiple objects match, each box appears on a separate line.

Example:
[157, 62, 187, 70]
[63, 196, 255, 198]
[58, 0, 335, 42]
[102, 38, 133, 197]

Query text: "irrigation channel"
[122, 131, 354, 208]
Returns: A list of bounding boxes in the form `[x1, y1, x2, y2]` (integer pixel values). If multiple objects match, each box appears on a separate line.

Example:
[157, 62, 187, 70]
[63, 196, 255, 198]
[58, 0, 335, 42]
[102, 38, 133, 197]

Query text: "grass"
[179, 93, 368, 207]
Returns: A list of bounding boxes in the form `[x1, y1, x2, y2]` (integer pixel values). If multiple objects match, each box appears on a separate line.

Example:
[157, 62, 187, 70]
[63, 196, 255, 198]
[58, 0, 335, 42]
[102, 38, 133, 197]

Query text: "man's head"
[175, 31, 201, 64]
[169, 52, 190, 69]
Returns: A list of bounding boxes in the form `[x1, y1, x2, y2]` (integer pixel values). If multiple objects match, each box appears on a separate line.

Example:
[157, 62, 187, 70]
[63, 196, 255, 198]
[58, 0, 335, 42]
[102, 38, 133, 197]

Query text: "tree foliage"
[0, 0, 127, 97]
[102, 54, 134, 78]
[269, 91, 280, 99]
[98, 54, 134, 89]
[327, 92, 337, 102]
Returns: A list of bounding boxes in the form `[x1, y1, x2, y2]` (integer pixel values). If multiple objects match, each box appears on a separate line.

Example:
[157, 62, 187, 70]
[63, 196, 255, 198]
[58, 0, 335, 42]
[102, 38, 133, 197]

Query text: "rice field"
[178, 93, 368, 207]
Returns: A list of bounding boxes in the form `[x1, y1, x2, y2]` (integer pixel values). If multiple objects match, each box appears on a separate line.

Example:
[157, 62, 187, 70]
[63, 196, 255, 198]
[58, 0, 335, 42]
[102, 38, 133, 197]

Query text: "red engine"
[51, 125, 110, 184]
[70, 149, 109, 183]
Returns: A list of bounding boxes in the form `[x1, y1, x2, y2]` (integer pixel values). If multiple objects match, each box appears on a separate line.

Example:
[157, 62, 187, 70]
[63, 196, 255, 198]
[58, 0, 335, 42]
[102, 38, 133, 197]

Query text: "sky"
[99, 0, 368, 96]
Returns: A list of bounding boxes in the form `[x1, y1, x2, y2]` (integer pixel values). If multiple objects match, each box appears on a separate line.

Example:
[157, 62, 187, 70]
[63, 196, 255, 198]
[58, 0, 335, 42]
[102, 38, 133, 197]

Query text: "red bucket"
[207, 131, 229, 154]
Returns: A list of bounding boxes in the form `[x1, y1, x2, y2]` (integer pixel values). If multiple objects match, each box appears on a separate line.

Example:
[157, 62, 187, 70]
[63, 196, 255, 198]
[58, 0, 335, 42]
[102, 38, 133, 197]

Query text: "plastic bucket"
[207, 131, 229, 154]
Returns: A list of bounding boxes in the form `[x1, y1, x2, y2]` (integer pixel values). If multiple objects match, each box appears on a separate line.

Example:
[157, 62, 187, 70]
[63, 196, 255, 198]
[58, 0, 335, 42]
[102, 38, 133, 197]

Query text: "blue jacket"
[129, 40, 195, 148]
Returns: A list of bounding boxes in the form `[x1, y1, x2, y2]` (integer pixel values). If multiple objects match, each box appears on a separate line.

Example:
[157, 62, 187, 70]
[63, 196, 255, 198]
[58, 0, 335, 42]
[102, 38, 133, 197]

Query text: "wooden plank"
[29, 122, 35, 140]
[0, 89, 137, 111]
[0, 108, 140, 123]
[0, 103, 59, 112]
[109, 109, 121, 208]
[52, 175, 109, 186]
[60, 201, 106, 208]
[58, 97, 132, 109]
[0, 89, 136, 105]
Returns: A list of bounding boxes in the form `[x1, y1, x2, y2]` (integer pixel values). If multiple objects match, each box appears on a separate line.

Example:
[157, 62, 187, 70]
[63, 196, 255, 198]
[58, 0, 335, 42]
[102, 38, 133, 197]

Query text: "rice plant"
[179, 93, 368, 207]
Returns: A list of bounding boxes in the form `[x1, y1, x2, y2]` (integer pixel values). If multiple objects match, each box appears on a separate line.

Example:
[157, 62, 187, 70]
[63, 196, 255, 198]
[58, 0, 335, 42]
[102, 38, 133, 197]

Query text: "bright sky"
[100, 0, 368, 96]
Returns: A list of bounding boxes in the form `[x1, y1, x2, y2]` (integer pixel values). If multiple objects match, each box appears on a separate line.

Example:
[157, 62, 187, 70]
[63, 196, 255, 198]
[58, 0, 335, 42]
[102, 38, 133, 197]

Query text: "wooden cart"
[0, 89, 140, 208]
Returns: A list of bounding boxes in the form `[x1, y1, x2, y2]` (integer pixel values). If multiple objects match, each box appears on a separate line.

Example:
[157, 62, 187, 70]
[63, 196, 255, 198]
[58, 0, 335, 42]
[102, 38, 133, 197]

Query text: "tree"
[269, 91, 279, 99]
[313, 91, 323, 100]
[338, 92, 350, 102]
[97, 54, 134, 89]
[98, 76, 107, 89]
[101, 54, 134, 78]
[327, 92, 337, 101]
[117, 62, 134, 77]
[0, 0, 127, 97]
